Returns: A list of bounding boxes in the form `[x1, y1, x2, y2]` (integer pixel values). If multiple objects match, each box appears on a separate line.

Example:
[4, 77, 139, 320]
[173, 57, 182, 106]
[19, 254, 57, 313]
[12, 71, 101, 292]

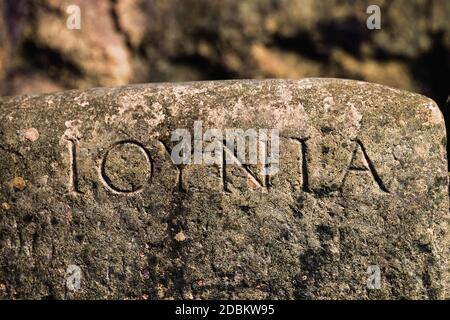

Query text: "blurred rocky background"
[0, 0, 449, 110]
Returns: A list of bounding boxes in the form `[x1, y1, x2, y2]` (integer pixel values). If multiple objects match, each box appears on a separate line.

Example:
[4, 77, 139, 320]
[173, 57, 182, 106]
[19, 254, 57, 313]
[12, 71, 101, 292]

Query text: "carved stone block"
[0, 79, 448, 299]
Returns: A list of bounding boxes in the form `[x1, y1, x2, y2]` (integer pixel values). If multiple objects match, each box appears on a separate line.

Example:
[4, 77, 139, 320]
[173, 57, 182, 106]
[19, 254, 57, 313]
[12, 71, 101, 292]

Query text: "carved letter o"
[100, 141, 153, 194]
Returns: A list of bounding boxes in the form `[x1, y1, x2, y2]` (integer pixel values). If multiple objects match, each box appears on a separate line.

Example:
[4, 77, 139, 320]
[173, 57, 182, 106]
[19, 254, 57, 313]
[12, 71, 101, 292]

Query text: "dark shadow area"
[271, 30, 329, 61]
[20, 40, 84, 84]
[165, 55, 239, 82]
[411, 31, 450, 107]
[318, 17, 370, 59]
[271, 16, 370, 61]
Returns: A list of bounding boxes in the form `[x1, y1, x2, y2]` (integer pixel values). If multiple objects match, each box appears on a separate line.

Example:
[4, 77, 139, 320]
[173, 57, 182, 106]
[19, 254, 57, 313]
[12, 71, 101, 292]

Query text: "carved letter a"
[343, 140, 389, 193]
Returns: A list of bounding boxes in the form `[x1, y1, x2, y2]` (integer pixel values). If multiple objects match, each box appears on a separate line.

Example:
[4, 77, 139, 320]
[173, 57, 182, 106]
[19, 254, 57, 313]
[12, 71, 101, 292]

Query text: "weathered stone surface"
[0, 79, 448, 299]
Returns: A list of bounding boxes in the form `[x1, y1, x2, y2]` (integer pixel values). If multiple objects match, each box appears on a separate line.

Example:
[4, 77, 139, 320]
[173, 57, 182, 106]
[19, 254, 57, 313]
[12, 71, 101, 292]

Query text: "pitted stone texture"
[0, 79, 448, 299]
